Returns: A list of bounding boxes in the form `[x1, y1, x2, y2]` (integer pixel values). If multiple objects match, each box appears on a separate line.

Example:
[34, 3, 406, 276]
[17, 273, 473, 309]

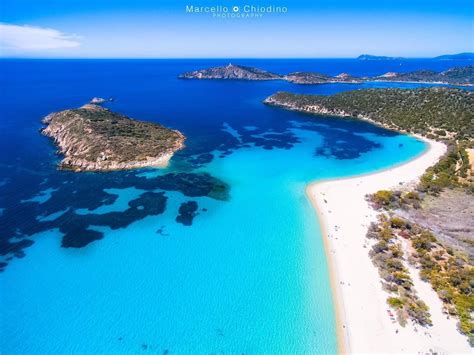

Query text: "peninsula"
[264, 87, 473, 140]
[41, 103, 185, 171]
[180, 64, 473, 86]
[266, 87, 473, 351]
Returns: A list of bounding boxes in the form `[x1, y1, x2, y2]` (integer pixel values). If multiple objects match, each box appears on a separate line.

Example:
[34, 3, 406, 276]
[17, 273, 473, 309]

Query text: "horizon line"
[1, 56, 473, 60]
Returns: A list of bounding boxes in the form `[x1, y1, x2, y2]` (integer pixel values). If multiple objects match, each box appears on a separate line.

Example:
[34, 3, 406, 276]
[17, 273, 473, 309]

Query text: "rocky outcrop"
[41, 103, 185, 172]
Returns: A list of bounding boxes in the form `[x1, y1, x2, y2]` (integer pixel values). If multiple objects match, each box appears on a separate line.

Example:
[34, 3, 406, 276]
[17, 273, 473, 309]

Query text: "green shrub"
[387, 297, 404, 309]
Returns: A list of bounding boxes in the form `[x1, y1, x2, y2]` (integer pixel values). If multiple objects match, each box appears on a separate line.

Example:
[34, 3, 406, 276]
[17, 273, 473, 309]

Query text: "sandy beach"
[307, 137, 472, 354]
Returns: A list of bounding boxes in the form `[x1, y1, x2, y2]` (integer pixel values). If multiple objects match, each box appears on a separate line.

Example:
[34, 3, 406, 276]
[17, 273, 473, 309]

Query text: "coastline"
[307, 136, 471, 353]
[306, 185, 349, 354]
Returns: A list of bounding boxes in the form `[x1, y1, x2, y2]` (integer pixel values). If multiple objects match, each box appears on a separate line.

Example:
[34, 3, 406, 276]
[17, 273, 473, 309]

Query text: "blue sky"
[0, 0, 473, 58]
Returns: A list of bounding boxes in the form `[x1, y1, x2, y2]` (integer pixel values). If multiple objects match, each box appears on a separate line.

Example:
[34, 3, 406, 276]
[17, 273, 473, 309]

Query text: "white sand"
[307, 137, 472, 354]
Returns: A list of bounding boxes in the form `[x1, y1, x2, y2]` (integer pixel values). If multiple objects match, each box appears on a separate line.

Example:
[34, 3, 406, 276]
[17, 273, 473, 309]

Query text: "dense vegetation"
[419, 142, 473, 194]
[265, 88, 474, 140]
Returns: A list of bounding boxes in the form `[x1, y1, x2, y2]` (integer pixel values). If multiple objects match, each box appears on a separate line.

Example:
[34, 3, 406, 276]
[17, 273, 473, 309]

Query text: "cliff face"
[179, 63, 281, 80]
[42, 104, 185, 172]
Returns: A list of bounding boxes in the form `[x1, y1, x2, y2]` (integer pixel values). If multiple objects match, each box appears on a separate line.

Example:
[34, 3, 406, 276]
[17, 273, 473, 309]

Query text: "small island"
[41, 103, 185, 171]
[179, 63, 282, 80]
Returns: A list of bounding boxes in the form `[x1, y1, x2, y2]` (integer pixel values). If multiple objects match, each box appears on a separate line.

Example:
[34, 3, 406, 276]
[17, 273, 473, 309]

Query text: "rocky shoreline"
[263, 94, 402, 134]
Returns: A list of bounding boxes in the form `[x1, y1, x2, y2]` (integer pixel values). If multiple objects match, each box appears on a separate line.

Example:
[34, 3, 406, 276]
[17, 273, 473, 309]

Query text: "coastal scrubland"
[264, 88, 474, 140]
[42, 104, 185, 171]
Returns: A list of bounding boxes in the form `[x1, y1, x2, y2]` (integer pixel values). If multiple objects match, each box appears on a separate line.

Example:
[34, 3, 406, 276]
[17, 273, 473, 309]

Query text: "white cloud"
[0, 23, 81, 51]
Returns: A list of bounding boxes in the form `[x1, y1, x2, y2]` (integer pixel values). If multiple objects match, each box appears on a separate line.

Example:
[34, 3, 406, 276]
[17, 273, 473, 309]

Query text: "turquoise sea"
[0, 59, 470, 353]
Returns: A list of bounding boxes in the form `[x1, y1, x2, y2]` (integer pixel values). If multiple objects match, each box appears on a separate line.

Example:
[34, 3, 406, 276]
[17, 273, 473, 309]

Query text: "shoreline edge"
[305, 135, 473, 353]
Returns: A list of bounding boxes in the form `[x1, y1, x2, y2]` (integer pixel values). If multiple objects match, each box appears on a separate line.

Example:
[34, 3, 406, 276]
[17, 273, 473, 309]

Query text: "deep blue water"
[0, 59, 470, 353]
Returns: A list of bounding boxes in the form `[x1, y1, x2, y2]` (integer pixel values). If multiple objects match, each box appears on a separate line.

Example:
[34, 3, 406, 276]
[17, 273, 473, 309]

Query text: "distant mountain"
[433, 52, 474, 60]
[358, 53, 474, 61]
[179, 64, 281, 80]
[357, 54, 405, 61]
[439, 65, 474, 84]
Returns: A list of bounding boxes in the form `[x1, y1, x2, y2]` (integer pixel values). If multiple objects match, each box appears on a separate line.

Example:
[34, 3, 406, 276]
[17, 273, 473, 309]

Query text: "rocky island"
[42, 103, 185, 171]
[179, 63, 282, 80]
[180, 64, 473, 86]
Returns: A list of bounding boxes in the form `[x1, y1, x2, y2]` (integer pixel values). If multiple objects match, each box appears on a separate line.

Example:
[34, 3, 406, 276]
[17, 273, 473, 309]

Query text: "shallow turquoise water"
[0, 60, 430, 353]
[1, 129, 425, 354]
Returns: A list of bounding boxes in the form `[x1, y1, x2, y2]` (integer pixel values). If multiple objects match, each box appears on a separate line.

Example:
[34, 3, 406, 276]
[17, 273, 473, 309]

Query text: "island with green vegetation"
[180, 64, 473, 86]
[42, 103, 185, 171]
[265, 86, 474, 343]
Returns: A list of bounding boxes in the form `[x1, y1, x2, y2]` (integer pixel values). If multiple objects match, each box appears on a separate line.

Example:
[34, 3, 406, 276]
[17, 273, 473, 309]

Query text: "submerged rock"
[175, 201, 199, 226]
